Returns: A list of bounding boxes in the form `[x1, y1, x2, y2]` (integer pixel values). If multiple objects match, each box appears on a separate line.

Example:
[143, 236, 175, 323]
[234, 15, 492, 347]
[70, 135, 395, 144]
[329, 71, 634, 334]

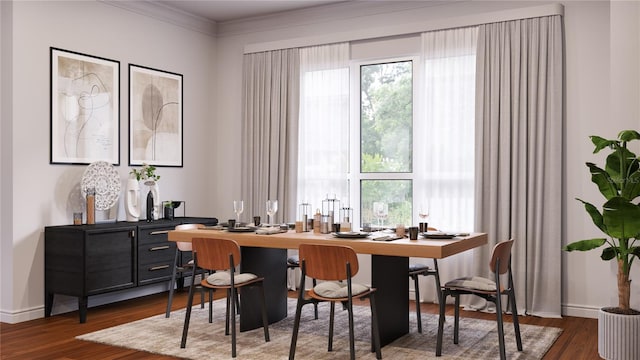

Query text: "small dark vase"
[164, 206, 174, 220]
[146, 190, 154, 222]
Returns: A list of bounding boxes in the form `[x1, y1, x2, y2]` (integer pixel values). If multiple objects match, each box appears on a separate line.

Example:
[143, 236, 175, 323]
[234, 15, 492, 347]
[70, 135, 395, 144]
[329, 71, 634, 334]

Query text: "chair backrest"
[489, 239, 514, 275]
[192, 237, 241, 272]
[299, 243, 359, 281]
[174, 224, 204, 251]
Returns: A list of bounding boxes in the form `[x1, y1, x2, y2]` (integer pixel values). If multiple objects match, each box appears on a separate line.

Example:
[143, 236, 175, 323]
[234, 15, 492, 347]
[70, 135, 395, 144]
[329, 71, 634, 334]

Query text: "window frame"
[349, 56, 421, 228]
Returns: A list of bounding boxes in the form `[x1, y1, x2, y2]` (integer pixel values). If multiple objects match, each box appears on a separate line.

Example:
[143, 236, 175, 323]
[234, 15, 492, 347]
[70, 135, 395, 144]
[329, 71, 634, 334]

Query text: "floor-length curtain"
[474, 15, 563, 317]
[297, 43, 350, 213]
[417, 26, 478, 303]
[241, 49, 300, 223]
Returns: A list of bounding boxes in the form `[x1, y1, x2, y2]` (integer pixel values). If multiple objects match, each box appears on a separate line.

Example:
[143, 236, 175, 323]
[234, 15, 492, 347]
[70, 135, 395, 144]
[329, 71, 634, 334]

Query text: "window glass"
[360, 61, 412, 173]
[361, 179, 412, 227]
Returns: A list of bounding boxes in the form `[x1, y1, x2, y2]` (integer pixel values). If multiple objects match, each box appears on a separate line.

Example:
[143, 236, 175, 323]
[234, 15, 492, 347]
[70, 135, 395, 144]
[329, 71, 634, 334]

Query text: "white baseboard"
[1, 283, 171, 324]
[562, 303, 600, 319]
[0, 305, 44, 324]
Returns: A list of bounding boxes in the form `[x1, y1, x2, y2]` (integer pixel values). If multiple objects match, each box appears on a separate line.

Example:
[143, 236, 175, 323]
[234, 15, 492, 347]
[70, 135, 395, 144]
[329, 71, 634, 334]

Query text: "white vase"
[598, 308, 640, 359]
[151, 182, 160, 220]
[124, 179, 140, 222]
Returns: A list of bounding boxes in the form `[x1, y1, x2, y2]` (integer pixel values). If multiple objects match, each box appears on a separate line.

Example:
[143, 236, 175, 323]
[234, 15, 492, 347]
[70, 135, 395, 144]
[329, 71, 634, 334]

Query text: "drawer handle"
[149, 265, 170, 271]
[149, 230, 170, 235]
[149, 245, 170, 251]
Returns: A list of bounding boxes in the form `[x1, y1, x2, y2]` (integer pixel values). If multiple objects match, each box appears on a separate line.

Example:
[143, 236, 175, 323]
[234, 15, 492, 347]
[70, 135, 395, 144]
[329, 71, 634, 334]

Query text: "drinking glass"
[233, 200, 244, 227]
[266, 200, 278, 226]
[372, 201, 388, 227]
[418, 202, 430, 221]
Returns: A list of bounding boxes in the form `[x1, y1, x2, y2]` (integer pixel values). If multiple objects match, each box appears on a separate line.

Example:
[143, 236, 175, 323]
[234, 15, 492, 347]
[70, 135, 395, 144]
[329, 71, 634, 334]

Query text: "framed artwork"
[50, 47, 120, 165]
[128, 64, 183, 167]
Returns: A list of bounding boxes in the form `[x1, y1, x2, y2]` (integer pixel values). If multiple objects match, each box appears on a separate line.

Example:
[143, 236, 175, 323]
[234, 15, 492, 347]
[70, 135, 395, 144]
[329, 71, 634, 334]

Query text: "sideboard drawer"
[138, 242, 176, 265]
[138, 261, 174, 284]
[138, 226, 174, 245]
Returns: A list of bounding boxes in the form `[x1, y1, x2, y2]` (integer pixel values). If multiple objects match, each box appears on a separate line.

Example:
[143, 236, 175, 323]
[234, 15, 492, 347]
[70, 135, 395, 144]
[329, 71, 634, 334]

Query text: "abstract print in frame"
[50, 47, 120, 165]
[129, 64, 183, 167]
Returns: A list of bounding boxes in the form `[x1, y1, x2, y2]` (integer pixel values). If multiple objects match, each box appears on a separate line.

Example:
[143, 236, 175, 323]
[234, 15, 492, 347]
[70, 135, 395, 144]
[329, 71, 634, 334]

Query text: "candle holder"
[339, 207, 353, 232]
[322, 195, 341, 228]
[299, 202, 311, 232]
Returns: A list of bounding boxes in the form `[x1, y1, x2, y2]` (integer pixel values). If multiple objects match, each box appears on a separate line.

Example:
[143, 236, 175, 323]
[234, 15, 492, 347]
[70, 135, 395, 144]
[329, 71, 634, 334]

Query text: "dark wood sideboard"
[44, 217, 218, 323]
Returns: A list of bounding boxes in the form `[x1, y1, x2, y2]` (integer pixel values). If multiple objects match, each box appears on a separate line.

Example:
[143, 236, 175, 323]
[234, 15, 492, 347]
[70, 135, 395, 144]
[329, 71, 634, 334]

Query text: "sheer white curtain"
[297, 43, 350, 211]
[415, 26, 478, 303]
[287, 43, 350, 290]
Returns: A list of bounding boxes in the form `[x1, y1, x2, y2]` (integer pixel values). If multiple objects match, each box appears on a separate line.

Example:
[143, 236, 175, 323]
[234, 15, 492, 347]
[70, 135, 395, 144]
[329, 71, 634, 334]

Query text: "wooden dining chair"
[166, 224, 211, 318]
[181, 237, 270, 358]
[289, 244, 382, 360]
[435, 239, 522, 359]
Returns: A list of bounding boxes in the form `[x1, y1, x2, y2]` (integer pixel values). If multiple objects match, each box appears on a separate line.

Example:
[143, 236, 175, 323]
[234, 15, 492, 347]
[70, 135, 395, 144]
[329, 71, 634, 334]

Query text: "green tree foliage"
[359, 61, 414, 226]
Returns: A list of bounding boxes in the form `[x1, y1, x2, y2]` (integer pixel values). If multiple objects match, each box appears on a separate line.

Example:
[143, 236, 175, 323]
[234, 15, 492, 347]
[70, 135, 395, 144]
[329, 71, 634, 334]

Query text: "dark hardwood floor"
[1, 290, 598, 359]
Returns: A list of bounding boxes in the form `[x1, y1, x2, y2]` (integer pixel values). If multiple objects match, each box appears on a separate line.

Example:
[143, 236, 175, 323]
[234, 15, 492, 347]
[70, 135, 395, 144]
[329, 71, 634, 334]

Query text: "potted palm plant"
[564, 130, 640, 359]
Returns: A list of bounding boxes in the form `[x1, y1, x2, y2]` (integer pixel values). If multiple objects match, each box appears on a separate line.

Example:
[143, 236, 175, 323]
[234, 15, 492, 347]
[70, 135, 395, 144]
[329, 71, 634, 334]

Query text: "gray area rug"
[77, 298, 561, 359]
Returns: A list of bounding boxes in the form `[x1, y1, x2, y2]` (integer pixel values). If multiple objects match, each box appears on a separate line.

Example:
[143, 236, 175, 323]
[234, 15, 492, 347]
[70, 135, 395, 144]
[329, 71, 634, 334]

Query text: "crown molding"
[243, 2, 564, 53]
[217, 0, 457, 38]
[100, 0, 217, 37]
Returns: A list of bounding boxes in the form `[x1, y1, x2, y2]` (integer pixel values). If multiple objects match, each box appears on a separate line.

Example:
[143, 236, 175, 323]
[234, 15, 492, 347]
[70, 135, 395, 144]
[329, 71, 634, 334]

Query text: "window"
[357, 60, 414, 227]
[298, 29, 476, 232]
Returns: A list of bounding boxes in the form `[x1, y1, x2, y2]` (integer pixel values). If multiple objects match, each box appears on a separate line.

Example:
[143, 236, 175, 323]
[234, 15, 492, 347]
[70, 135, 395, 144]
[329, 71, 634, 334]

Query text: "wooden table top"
[168, 228, 487, 259]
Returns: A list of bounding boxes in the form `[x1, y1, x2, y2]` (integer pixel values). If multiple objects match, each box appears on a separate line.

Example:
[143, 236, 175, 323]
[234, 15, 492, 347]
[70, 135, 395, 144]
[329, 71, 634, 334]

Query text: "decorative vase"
[144, 180, 159, 221]
[598, 307, 640, 359]
[164, 206, 174, 220]
[124, 179, 140, 222]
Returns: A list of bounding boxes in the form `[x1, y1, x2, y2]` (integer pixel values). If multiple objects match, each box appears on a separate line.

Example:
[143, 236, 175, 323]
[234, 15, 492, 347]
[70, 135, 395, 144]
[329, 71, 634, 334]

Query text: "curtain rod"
[244, 3, 564, 54]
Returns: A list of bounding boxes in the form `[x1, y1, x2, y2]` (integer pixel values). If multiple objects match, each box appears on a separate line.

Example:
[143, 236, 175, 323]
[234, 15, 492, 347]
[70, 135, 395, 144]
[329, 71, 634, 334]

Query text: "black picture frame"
[50, 47, 120, 165]
[128, 64, 183, 167]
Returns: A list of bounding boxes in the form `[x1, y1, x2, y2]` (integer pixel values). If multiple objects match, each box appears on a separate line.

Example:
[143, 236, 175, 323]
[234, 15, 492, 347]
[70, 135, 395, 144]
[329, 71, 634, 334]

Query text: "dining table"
[168, 227, 487, 346]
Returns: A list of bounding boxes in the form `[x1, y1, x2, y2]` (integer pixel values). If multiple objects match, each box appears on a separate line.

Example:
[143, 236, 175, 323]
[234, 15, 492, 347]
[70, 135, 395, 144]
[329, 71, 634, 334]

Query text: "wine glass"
[266, 200, 278, 226]
[372, 201, 388, 227]
[418, 202, 430, 221]
[418, 201, 430, 232]
[233, 200, 244, 227]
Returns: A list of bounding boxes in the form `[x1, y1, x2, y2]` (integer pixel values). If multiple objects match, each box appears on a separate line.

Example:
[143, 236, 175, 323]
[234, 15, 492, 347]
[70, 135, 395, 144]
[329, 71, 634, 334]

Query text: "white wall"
[2, 0, 639, 323]
[1, 0, 218, 323]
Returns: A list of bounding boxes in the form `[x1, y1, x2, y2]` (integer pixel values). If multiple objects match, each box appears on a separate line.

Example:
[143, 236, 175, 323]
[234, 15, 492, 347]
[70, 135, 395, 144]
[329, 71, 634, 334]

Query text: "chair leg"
[495, 293, 506, 360]
[369, 294, 382, 359]
[166, 249, 180, 318]
[288, 286, 306, 360]
[200, 281, 205, 309]
[230, 287, 237, 358]
[328, 301, 335, 352]
[510, 290, 523, 351]
[259, 283, 270, 342]
[347, 297, 356, 360]
[312, 278, 319, 320]
[225, 290, 231, 336]
[180, 265, 197, 348]
[435, 290, 447, 356]
[209, 289, 214, 323]
[453, 294, 460, 344]
[433, 259, 442, 304]
[412, 274, 423, 333]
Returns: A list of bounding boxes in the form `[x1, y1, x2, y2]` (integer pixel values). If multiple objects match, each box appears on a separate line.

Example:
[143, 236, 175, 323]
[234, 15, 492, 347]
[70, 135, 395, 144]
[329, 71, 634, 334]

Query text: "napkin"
[370, 233, 402, 241]
[255, 227, 286, 235]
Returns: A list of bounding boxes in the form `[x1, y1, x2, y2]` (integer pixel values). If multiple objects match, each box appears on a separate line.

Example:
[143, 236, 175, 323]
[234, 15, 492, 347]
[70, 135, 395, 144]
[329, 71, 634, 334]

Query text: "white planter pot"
[598, 308, 640, 359]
